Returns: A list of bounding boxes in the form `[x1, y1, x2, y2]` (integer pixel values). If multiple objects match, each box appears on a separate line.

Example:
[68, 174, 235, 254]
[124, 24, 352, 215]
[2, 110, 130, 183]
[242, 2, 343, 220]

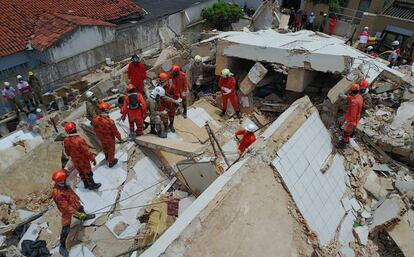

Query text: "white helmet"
[364, 26, 368, 31]
[311, 12, 314, 15]
[194, 55, 202, 62]
[4, 81, 10, 86]
[245, 123, 258, 133]
[221, 68, 233, 78]
[85, 90, 94, 98]
[36, 108, 42, 113]
[16, 75, 23, 80]
[151, 86, 165, 99]
[392, 40, 400, 46]
[367, 46, 373, 51]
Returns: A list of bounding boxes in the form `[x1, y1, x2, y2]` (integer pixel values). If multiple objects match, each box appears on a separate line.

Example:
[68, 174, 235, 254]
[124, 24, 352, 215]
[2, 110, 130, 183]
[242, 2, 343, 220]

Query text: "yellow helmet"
[221, 68, 233, 77]
[28, 71, 34, 76]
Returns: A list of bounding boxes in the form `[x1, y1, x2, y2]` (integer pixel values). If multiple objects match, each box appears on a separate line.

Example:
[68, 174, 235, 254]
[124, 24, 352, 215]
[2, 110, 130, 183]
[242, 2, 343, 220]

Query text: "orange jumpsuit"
[172, 71, 188, 114]
[122, 92, 147, 135]
[219, 76, 239, 112]
[340, 94, 363, 143]
[63, 135, 95, 182]
[160, 80, 179, 121]
[171, 71, 188, 98]
[52, 185, 81, 226]
[235, 130, 256, 154]
[127, 62, 147, 94]
[92, 115, 121, 164]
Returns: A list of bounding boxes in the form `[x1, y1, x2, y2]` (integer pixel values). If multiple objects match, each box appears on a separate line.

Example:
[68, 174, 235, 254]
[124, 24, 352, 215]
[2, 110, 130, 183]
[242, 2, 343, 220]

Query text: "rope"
[92, 198, 182, 215]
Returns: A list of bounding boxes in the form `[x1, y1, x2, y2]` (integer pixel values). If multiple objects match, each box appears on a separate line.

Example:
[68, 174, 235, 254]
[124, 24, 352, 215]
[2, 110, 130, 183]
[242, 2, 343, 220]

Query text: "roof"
[383, 0, 414, 21]
[133, 0, 207, 21]
[0, 0, 144, 57]
[32, 13, 115, 51]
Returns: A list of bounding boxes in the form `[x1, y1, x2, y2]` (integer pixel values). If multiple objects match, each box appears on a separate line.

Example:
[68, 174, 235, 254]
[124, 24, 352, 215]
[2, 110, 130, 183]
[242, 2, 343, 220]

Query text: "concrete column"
[286, 68, 317, 93]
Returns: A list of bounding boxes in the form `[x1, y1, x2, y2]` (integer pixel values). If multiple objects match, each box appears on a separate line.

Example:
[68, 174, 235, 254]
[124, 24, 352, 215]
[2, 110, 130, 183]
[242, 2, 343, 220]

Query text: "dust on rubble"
[15, 188, 53, 212]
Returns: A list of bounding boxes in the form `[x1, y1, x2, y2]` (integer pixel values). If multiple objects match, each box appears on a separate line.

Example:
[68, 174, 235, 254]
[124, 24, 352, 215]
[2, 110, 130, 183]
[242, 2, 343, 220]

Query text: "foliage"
[201, 0, 244, 30]
[306, 0, 346, 12]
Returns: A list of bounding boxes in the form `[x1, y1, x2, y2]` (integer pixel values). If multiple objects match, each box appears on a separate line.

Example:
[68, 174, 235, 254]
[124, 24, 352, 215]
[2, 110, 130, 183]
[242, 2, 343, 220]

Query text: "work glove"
[176, 98, 183, 103]
[161, 110, 168, 115]
[75, 212, 87, 221]
[92, 159, 97, 166]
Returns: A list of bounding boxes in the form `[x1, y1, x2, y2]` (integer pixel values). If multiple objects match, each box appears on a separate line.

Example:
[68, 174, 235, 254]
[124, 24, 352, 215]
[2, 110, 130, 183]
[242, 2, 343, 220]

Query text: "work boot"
[220, 110, 226, 117]
[84, 213, 96, 220]
[108, 158, 118, 168]
[59, 246, 69, 257]
[150, 124, 157, 135]
[183, 109, 187, 119]
[87, 177, 101, 190]
[236, 111, 242, 119]
[104, 153, 108, 161]
[156, 124, 167, 138]
[336, 140, 348, 149]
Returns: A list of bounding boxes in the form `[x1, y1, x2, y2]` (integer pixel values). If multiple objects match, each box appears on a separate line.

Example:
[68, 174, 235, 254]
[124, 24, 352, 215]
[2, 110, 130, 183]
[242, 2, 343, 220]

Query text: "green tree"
[201, 0, 244, 30]
[306, 0, 346, 12]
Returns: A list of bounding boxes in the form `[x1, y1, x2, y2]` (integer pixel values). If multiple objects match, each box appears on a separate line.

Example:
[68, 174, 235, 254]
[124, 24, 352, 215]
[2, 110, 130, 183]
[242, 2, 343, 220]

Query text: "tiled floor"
[271, 112, 350, 246]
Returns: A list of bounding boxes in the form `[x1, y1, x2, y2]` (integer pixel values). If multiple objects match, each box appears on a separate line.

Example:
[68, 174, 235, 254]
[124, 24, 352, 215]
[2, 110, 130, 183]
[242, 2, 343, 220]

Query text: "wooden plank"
[134, 135, 204, 157]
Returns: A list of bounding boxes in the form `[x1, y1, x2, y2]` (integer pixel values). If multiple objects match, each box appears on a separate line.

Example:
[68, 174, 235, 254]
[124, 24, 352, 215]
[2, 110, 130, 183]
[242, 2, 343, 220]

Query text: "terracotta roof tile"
[0, 0, 144, 57]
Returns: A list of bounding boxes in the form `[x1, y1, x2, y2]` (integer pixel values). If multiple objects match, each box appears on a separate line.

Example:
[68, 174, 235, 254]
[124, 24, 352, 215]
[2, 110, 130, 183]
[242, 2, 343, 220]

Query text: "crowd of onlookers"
[1, 72, 44, 114]
[281, 7, 337, 34]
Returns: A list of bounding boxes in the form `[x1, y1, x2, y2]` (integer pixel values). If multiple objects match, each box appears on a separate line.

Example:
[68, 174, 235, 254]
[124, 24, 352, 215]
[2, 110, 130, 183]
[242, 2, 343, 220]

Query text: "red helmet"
[360, 80, 368, 89]
[159, 72, 169, 82]
[171, 65, 180, 73]
[52, 169, 67, 182]
[350, 84, 360, 91]
[64, 122, 76, 133]
[99, 102, 110, 111]
[126, 84, 136, 92]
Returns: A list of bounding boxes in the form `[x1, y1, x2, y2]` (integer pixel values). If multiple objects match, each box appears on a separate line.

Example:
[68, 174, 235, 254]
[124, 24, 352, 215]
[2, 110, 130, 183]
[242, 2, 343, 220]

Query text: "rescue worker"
[186, 55, 215, 97]
[16, 75, 34, 111]
[85, 91, 100, 122]
[235, 123, 258, 154]
[366, 46, 378, 58]
[63, 122, 101, 190]
[127, 54, 147, 95]
[170, 65, 188, 118]
[337, 84, 364, 149]
[357, 27, 369, 51]
[147, 86, 181, 138]
[28, 71, 43, 106]
[159, 72, 179, 132]
[92, 102, 122, 167]
[388, 41, 400, 67]
[2, 82, 22, 112]
[219, 68, 241, 118]
[306, 12, 316, 30]
[52, 169, 95, 257]
[359, 79, 369, 95]
[121, 84, 147, 137]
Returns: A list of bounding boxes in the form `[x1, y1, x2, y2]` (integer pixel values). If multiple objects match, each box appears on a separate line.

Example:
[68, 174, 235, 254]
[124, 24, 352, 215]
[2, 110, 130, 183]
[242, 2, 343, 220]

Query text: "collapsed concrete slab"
[214, 29, 405, 93]
[387, 210, 414, 257]
[134, 135, 204, 157]
[370, 195, 407, 232]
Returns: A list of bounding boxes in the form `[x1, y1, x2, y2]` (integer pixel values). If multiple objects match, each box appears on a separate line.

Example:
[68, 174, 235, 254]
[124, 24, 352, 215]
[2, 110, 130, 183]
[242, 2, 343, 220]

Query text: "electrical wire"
[92, 198, 183, 215]
[90, 178, 169, 214]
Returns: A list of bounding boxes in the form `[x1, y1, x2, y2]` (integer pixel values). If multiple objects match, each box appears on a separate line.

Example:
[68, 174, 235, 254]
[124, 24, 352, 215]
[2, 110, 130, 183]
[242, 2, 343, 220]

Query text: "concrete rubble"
[1, 7, 414, 257]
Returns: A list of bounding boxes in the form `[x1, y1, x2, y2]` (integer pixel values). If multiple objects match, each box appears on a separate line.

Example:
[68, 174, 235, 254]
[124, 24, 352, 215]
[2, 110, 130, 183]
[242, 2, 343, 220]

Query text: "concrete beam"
[134, 135, 204, 157]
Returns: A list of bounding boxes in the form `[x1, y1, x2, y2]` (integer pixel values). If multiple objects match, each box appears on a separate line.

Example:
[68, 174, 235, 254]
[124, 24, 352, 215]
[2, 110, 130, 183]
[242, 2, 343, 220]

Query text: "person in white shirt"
[357, 27, 369, 51]
[16, 74, 34, 110]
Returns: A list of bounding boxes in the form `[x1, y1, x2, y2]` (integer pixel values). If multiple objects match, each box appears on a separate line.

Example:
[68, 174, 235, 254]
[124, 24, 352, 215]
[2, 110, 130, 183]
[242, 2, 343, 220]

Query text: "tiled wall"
[271, 112, 351, 246]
